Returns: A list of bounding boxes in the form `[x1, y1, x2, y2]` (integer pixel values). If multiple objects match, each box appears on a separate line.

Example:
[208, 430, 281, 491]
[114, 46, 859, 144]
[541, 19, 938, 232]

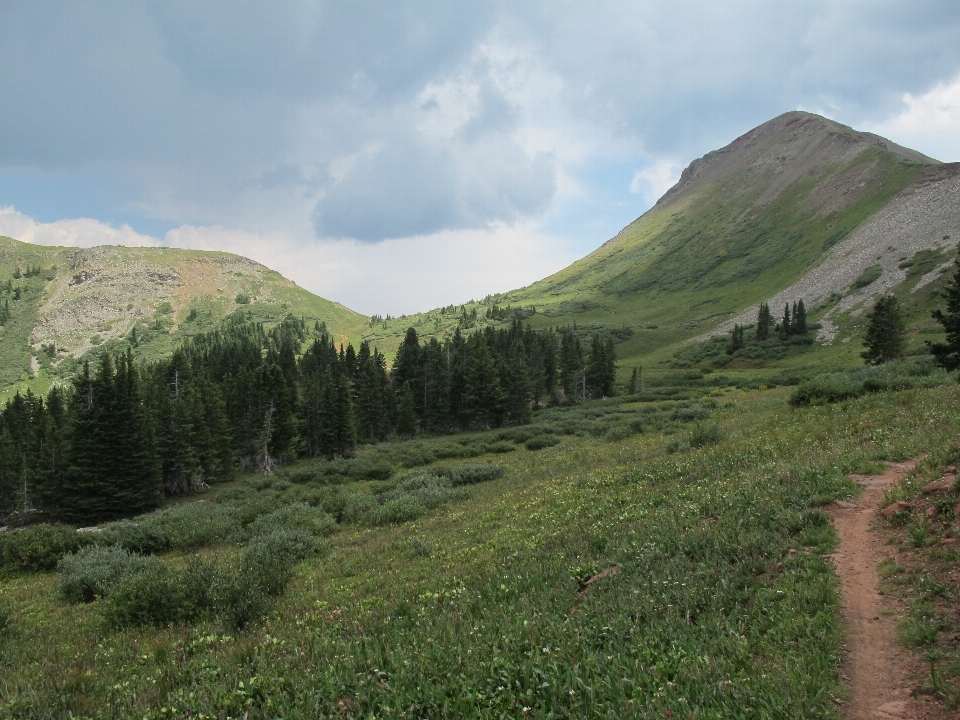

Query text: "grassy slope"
[0, 237, 372, 401]
[356, 115, 942, 378]
[2, 382, 959, 717]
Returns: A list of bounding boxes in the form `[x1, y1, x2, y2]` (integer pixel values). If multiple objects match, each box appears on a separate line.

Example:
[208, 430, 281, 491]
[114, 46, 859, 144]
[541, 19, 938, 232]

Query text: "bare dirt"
[828, 459, 956, 719]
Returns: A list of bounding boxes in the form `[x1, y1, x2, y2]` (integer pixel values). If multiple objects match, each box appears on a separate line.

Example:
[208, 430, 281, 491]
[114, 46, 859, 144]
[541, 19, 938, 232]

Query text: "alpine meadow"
[2, 108, 960, 720]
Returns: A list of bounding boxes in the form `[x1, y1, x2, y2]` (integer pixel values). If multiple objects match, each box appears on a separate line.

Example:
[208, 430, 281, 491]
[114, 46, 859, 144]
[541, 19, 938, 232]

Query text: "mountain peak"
[657, 111, 938, 209]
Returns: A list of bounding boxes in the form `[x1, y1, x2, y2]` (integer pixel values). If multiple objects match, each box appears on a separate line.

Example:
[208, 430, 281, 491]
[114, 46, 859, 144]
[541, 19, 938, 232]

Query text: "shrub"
[789, 362, 950, 406]
[0, 524, 91, 573]
[247, 503, 337, 539]
[97, 521, 170, 555]
[603, 425, 634, 442]
[483, 441, 516, 454]
[441, 464, 505, 486]
[59, 546, 164, 603]
[215, 529, 316, 629]
[689, 422, 723, 448]
[153, 503, 243, 550]
[369, 474, 467, 525]
[671, 404, 711, 422]
[371, 495, 426, 525]
[853, 264, 882, 289]
[101, 563, 182, 627]
[525, 435, 561, 451]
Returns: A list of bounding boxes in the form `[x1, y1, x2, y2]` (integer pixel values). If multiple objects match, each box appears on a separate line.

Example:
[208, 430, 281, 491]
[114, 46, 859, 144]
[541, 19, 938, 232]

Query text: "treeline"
[0, 316, 616, 523]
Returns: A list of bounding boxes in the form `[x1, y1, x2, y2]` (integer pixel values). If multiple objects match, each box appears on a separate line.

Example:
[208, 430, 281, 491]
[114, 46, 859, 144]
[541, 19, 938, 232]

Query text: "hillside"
[357, 111, 957, 376]
[509, 112, 955, 353]
[0, 237, 370, 398]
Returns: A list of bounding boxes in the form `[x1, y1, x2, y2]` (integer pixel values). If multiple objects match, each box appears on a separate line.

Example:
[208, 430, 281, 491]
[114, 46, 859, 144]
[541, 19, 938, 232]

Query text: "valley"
[1, 110, 960, 718]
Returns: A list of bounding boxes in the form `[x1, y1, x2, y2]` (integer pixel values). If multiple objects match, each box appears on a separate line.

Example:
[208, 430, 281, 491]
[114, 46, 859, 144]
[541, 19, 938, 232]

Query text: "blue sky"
[2, 1, 960, 315]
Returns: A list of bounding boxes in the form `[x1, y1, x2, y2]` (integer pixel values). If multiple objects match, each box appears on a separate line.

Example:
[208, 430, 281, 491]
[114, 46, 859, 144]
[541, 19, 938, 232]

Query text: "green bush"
[853, 264, 882, 289]
[371, 495, 426, 525]
[102, 555, 219, 629]
[525, 435, 561, 451]
[789, 362, 950, 407]
[368, 474, 467, 525]
[689, 422, 724, 448]
[101, 563, 182, 627]
[214, 529, 316, 629]
[441, 464, 505, 486]
[97, 520, 170, 555]
[59, 546, 164, 603]
[0, 524, 91, 573]
[671, 404, 711, 422]
[247, 503, 337, 539]
[483, 441, 516, 454]
[153, 503, 243, 550]
[603, 425, 634, 442]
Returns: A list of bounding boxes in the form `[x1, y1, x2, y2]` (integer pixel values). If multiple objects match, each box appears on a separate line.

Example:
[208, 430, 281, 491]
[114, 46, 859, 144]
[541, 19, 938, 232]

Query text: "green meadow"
[3, 377, 959, 719]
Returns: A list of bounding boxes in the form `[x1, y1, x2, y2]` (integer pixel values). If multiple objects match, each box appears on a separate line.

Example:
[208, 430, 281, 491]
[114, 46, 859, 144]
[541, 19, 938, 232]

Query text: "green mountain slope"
[0, 237, 370, 399]
[510, 112, 952, 351]
[356, 111, 957, 375]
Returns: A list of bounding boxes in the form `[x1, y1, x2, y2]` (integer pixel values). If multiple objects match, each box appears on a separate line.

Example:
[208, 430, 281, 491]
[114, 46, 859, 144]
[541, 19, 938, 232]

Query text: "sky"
[2, 1, 960, 316]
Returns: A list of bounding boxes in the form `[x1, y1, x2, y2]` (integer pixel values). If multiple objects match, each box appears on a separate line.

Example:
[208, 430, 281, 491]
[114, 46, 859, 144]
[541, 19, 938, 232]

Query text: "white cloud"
[0, 206, 160, 248]
[865, 73, 960, 162]
[167, 221, 579, 316]
[629, 159, 683, 206]
[0, 206, 577, 316]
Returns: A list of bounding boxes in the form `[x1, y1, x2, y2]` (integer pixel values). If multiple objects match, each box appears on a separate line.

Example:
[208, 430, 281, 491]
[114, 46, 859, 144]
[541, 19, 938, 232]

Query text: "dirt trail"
[829, 459, 937, 719]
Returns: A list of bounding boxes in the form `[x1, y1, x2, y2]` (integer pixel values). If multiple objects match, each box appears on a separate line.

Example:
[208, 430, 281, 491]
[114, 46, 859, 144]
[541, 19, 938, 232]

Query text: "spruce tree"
[780, 303, 791, 339]
[395, 381, 418, 437]
[755, 303, 772, 340]
[861, 295, 906, 365]
[929, 251, 960, 371]
[793, 299, 807, 335]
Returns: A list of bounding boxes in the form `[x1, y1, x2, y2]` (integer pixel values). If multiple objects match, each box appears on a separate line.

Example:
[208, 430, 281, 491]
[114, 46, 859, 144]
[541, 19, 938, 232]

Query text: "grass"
[2, 381, 959, 717]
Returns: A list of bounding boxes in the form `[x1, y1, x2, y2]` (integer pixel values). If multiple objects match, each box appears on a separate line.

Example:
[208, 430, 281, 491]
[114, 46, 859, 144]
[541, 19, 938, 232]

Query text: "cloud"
[167, 222, 579, 316]
[0, 206, 159, 248]
[4, 1, 960, 310]
[863, 73, 960, 162]
[630, 159, 683, 206]
[0, 206, 577, 316]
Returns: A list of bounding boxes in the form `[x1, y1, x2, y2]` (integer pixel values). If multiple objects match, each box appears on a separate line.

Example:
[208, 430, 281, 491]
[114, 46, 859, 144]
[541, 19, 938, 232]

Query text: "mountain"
[494, 111, 959, 362]
[0, 237, 370, 398]
[2, 111, 958, 399]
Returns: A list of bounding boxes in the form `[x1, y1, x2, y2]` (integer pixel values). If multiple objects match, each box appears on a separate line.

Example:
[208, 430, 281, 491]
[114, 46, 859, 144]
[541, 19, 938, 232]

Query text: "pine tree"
[755, 303, 772, 341]
[62, 353, 161, 523]
[728, 324, 745, 354]
[793, 299, 807, 335]
[395, 381, 417, 437]
[929, 251, 960, 371]
[780, 303, 791, 339]
[628, 367, 639, 394]
[861, 295, 906, 365]
[505, 338, 532, 424]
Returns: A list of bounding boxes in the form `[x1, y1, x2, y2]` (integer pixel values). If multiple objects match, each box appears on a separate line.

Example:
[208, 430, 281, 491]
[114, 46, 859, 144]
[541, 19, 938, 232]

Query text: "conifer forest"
[0, 316, 616, 524]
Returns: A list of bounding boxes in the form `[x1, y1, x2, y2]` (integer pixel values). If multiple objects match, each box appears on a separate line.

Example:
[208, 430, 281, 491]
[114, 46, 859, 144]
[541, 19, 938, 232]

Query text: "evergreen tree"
[727, 324, 745, 354]
[780, 303, 791, 339]
[62, 353, 161, 523]
[504, 338, 532, 424]
[558, 330, 584, 401]
[929, 251, 960, 371]
[395, 381, 417, 437]
[793, 299, 807, 335]
[861, 295, 906, 365]
[755, 303, 773, 340]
